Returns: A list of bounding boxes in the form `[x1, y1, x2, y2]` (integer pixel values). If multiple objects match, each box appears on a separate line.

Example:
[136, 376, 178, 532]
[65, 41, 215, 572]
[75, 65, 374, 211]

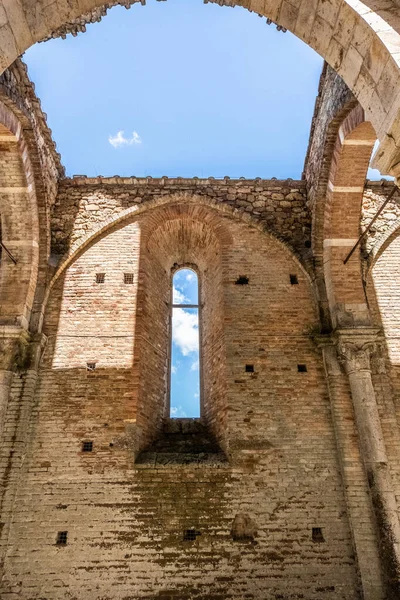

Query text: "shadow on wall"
[365, 236, 400, 590]
[4, 201, 363, 600]
[46, 203, 231, 458]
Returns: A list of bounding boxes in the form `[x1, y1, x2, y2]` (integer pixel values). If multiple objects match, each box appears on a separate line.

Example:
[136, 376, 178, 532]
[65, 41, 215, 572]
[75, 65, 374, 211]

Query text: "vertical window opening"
[170, 268, 200, 419]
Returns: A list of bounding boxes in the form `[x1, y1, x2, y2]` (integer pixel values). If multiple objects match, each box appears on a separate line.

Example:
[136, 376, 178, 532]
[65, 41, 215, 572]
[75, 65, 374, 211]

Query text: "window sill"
[135, 418, 228, 467]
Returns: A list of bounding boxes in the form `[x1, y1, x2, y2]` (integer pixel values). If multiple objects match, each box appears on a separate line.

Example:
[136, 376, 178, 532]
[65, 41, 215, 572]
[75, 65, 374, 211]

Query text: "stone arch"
[365, 217, 400, 270]
[321, 105, 376, 328]
[136, 203, 230, 451]
[0, 100, 40, 331]
[41, 195, 320, 456]
[1, 1, 400, 172]
[365, 225, 400, 396]
[43, 192, 314, 329]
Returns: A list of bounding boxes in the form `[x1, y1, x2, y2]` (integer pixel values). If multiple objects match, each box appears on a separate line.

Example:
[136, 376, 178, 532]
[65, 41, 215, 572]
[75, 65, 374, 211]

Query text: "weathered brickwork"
[362, 182, 400, 257]
[1, 203, 361, 599]
[0, 59, 64, 212]
[52, 177, 310, 264]
[3, 13, 400, 597]
[303, 63, 355, 208]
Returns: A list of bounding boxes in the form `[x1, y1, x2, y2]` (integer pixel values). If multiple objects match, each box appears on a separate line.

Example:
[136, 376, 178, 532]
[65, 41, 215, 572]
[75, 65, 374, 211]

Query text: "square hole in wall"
[298, 364, 307, 373]
[245, 364, 254, 373]
[290, 274, 299, 285]
[312, 527, 325, 543]
[124, 273, 134, 284]
[96, 273, 105, 284]
[183, 529, 201, 541]
[235, 276, 249, 285]
[56, 531, 68, 545]
[86, 362, 96, 372]
[82, 441, 93, 452]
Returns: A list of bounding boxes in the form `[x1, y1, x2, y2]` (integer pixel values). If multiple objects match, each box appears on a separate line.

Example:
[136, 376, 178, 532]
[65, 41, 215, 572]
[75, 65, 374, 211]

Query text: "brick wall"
[0, 59, 63, 211]
[366, 234, 400, 548]
[0, 128, 36, 327]
[52, 177, 311, 264]
[303, 63, 355, 207]
[362, 182, 400, 257]
[0, 202, 360, 599]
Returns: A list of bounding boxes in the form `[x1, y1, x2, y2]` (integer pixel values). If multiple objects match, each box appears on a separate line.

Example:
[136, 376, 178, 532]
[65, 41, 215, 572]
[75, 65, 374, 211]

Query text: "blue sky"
[171, 269, 200, 418]
[24, 0, 324, 179]
[22, 1, 386, 417]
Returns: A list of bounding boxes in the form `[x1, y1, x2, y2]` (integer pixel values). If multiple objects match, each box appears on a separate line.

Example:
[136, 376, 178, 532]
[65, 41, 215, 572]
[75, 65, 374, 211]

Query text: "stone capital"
[334, 328, 383, 375]
[337, 340, 373, 373]
[315, 329, 385, 375]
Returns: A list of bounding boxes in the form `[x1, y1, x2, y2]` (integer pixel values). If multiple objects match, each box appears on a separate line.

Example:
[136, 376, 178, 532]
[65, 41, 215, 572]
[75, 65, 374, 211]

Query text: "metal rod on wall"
[343, 185, 398, 265]
[0, 241, 17, 264]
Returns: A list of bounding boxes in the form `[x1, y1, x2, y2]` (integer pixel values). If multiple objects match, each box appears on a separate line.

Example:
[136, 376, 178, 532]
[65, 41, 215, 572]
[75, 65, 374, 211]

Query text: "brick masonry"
[52, 177, 311, 265]
[1, 201, 361, 599]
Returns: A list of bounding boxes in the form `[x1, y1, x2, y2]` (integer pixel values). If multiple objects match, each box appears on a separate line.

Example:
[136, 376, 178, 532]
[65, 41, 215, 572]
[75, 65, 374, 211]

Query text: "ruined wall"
[52, 176, 310, 264]
[365, 232, 400, 552]
[141, 205, 228, 449]
[303, 63, 355, 206]
[0, 202, 360, 599]
[362, 181, 400, 257]
[0, 59, 64, 214]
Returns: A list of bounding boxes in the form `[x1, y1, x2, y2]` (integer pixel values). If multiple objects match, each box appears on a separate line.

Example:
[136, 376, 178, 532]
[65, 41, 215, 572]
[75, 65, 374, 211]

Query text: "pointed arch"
[320, 106, 377, 328]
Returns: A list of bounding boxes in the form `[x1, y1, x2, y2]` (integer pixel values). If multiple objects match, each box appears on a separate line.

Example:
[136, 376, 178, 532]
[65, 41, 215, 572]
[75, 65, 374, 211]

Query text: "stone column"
[337, 329, 400, 596]
[320, 339, 384, 600]
[0, 325, 25, 440]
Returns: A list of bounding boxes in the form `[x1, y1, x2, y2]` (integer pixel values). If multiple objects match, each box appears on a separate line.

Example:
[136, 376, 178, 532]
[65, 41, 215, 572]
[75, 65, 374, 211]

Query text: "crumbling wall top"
[303, 62, 355, 202]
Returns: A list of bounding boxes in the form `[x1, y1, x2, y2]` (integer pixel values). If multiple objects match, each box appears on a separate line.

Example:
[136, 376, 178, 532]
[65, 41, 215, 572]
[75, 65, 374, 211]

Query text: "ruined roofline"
[0, 58, 65, 180]
[62, 175, 306, 186]
[41, 1, 144, 41]
[365, 179, 396, 188]
[62, 175, 391, 187]
[302, 61, 355, 184]
[41, 0, 287, 41]
[302, 61, 328, 180]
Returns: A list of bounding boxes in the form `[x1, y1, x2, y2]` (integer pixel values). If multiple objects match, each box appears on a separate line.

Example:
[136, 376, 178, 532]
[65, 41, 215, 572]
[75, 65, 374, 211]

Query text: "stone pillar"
[337, 329, 400, 597]
[0, 325, 25, 440]
[320, 339, 384, 600]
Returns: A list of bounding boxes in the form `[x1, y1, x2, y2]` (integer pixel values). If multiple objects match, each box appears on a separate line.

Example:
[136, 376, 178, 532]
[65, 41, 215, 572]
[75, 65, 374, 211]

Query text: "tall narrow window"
[170, 268, 200, 418]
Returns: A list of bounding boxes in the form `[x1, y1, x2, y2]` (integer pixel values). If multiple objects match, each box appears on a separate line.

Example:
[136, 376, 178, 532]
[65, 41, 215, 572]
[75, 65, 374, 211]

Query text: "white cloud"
[186, 271, 195, 282]
[173, 286, 189, 304]
[367, 167, 394, 181]
[171, 365, 177, 374]
[108, 130, 142, 148]
[171, 405, 187, 418]
[190, 359, 199, 371]
[172, 307, 199, 356]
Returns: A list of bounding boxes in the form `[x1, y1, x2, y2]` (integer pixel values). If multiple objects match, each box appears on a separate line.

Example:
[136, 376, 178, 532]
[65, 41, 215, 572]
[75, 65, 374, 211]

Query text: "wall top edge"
[365, 180, 396, 188]
[61, 176, 307, 187]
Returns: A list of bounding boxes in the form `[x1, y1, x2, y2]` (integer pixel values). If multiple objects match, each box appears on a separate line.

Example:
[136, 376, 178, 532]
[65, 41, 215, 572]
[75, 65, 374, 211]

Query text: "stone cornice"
[62, 176, 306, 187]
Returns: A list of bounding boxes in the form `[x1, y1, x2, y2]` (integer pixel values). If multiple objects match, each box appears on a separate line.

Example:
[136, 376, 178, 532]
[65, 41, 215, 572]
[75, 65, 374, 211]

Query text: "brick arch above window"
[44, 193, 313, 332]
